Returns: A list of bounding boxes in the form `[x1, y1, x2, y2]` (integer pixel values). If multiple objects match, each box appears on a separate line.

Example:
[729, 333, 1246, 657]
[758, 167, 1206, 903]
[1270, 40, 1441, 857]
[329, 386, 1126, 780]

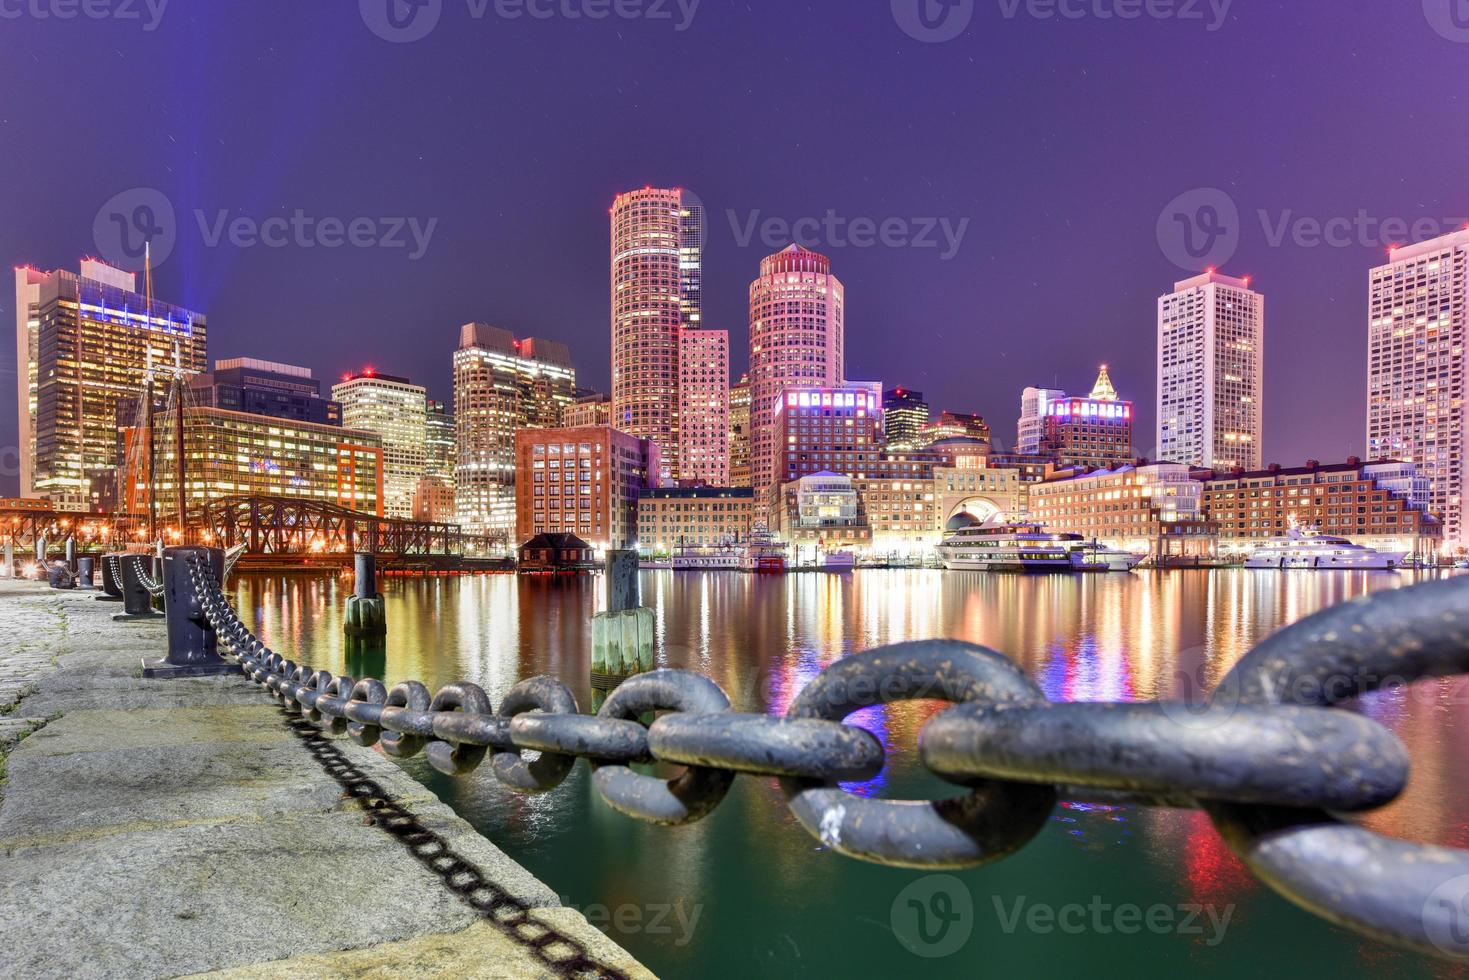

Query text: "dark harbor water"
[233, 569, 1469, 979]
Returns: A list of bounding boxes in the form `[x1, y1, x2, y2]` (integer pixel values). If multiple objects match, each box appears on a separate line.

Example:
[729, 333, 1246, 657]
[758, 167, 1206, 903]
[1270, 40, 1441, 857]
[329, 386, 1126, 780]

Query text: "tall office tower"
[13, 267, 45, 497]
[677, 328, 730, 486]
[1369, 230, 1469, 550]
[1157, 271, 1264, 471]
[15, 260, 207, 509]
[332, 371, 428, 520]
[192, 358, 341, 425]
[610, 187, 703, 479]
[424, 401, 455, 481]
[1017, 386, 1066, 455]
[883, 388, 930, 450]
[729, 374, 752, 488]
[748, 245, 845, 496]
[453, 323, 576, 539]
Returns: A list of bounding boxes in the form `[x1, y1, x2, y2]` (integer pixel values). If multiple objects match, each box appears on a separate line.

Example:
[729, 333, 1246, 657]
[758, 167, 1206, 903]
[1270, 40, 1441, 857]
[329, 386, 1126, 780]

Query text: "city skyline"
[5, 3, 1467, 497]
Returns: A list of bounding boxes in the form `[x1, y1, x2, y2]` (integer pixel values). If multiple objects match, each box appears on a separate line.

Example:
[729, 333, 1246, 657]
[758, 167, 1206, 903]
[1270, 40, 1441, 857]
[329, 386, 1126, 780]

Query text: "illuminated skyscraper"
[15, 260, 206, 509]
[729, 374, 752, 488]
[883, 388, 930, 450]
[333, 371, 428, 520]
[1017, 386, 1066, 455]
[453, 323, 576, 539]
[1157, 271, 1264, 470]
[1036, 366, 1135, 472]
[1369, 231, 1469, 549]
[748, 245, 845, 496]
[677, 328, 730, 486]
[610, 187, 703, 479]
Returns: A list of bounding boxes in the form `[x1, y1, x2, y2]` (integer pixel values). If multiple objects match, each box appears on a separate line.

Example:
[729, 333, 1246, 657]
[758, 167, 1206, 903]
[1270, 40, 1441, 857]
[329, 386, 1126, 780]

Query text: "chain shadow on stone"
[284, 716, 630, 980]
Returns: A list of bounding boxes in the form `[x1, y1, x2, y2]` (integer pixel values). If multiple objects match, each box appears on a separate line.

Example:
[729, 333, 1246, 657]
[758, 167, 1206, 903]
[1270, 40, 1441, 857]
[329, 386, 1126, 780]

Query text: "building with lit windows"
[912, 411, 991, 451]
[413, 399, 457, 523]
[453, 323, 576, 539]
[771, 384, 884, 487]
[883, 388, 930, 450]
[514, 426, 660, 551]
[677, 328, 730, 486]
[1368, 230, 1468, 550]
[332, 371, 428, 520]
[1157, 271, 1264, 470]
[191, 358, 340, 426]
[119, 407, 383, 522]
[935, 463, 1035, 529]
[15, 260, 207, 509]
[770, 471, 872, 553]
[748, 245, 845, 496]
[1200, 458, 1442, 560]
[1028, 462, 1216, 559]
[565, 391, 612, 428]
[729, 375, 752, 488]
[1031, 366, 1135, 471]
[637, 487, 755, 553]
[610, 187, 703, 480]
[1017, 386, 1065, 455]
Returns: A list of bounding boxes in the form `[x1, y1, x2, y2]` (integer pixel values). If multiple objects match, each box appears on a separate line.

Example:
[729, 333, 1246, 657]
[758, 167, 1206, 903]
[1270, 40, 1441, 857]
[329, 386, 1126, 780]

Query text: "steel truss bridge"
[201, 496, 507, 567]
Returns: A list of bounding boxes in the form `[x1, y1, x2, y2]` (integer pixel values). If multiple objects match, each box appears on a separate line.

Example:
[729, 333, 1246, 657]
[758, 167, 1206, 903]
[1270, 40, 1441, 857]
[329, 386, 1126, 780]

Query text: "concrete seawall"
[0, 580, 652, 979]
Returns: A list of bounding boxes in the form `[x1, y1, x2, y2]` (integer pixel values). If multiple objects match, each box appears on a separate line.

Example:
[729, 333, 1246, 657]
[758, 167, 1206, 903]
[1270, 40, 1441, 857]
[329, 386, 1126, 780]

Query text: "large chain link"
[183, 556, 1469, 962]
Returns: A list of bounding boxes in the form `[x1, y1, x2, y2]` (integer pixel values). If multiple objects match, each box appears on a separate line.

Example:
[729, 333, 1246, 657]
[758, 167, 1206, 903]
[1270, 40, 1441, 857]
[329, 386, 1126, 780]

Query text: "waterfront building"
[637, 487, 755, 553]
[1368, 230, 1469, 550]
[729, 375, 752, 488]
[191, 358, 340, 426]
[677, 328, 730, 486]
[518, 532, 596, 574]
[332, 371, 428, 520]
[770, 471, 872, 553]
[514, 426, 660, 551]
[883, 388, 930, 451]
[565, 391, 612, 429]
[1199, 458, 1442, 560]
[119, 407, 383, 521]
[854, 474, 939, 555]
[453, 323, 576, 539]
[1035, 366, 1135, 471]
[1157, 271, 1264, 470]
[771, 383, 884, 488]
[1028, 462, 1216, 559]
[912, 411, 991, 451]
[14, 260, 207, 509]
[935, 463, 1035, 529]
[749, 245, 845, 496]
[611, 187, 703, 479]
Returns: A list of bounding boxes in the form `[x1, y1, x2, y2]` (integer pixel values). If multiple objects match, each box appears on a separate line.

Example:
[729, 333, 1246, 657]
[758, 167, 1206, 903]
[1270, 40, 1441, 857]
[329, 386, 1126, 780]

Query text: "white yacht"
[672, 544, 742, 571]
[938, 515, 1143, 573]
[822, 550, 857, 572]
[1244, 524, 1407, 570]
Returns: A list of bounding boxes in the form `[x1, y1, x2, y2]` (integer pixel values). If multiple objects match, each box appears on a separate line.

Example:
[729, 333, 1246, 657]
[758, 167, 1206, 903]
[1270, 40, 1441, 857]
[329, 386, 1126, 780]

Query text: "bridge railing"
[177, 550, 1469, 963]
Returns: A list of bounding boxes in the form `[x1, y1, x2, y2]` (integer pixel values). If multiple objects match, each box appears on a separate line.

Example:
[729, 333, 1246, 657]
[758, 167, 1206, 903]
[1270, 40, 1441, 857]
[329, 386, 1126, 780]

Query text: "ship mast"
[144, 242, 158, 544]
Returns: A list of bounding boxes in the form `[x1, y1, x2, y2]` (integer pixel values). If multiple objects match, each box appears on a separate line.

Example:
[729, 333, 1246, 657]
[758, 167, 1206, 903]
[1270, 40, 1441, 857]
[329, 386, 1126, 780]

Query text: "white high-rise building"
[332, 372, 428, 520]
[1368, 230, 1469, 550]
[1017, 386, 1065, 455]
[1157, 271, 1264, 471]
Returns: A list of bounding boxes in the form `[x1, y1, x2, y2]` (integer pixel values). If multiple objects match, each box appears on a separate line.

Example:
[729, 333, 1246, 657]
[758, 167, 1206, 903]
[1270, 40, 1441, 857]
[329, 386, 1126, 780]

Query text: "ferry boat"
[938, 518, 1144, 573]
[741, 526, 788, 574]
[639, 556, 673, 570]
[672, 544, 742, 571]
[822, 550, 857, 572]
[1243, 524, 1407, 570]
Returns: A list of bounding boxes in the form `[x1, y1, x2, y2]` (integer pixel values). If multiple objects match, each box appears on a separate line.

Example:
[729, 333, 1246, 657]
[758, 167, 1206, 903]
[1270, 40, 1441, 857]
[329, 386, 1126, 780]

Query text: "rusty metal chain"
[184, 555, 1469, 962]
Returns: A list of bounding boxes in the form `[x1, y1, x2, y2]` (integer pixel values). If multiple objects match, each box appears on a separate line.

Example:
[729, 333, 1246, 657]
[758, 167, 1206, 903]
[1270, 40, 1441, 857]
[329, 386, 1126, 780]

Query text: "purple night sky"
[2, 0, 1465, 496]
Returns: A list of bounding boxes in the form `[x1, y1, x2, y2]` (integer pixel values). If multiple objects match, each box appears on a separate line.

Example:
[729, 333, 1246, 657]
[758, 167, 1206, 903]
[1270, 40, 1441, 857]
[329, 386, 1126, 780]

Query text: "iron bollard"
[113, 554, 161, 621]
[143, 547, 237, 678]
[46, 562, 76, 590]
[77, 556, 95, 588]
[96, 553, 125, 602]
[65, 537, 76, 572]
[35, 536, 46, 565]
[344, 553, 386, 638]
